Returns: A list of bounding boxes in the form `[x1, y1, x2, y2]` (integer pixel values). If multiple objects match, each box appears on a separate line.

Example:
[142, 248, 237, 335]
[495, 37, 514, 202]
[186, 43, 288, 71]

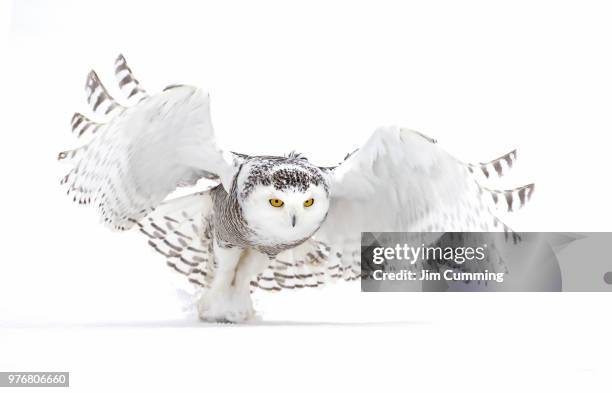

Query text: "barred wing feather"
[59, 55, 238, 230]
[313, 126, 535, 281]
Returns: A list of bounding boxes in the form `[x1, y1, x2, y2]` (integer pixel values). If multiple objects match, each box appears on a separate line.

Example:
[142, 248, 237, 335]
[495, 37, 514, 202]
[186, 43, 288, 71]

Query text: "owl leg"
[231, 251, 275, 321]
[197, 243, 245, 323]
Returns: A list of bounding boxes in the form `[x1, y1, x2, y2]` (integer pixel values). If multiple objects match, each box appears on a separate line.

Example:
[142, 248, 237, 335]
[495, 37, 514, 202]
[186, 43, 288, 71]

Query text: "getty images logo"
[371, 243, 488, 265]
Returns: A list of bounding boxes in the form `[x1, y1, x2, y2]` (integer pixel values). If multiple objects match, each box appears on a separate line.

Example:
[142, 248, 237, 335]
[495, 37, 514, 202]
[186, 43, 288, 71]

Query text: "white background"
[1, 0, 611, 391]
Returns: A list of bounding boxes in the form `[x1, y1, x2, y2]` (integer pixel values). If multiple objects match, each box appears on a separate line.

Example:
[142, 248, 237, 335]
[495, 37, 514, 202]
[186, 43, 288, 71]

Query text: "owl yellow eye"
[303, 198, 315, 207]
[269, 198, 284, 207]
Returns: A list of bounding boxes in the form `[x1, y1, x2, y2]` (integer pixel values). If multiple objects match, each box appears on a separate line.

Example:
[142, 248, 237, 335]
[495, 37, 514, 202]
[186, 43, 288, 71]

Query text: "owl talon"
[197, 288, 255, 323]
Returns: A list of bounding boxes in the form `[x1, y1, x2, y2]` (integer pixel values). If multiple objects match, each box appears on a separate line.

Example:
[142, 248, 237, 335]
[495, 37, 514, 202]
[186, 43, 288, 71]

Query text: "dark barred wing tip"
[486, 183, 535, 212]
[469, 149, 518, 179]
[71, 112, 101, 138]
[85, 70, 123, 116]
[114, 54, 148, 101]
[519, 183, 535, 206]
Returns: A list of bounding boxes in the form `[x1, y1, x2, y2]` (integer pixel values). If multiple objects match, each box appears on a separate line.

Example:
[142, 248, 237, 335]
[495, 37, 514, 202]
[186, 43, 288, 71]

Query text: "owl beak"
[291, 215, 297, 227]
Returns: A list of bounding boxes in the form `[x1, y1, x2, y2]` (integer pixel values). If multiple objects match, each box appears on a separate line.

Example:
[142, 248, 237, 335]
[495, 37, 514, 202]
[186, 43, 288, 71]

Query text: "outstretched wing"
[59, 55, 240, 230]
[312, 126, 535, 281]
[242, 126, 533, 292]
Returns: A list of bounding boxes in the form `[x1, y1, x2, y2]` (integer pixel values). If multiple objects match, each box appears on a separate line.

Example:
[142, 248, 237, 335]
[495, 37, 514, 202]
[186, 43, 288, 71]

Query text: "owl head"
[236, 154, 331, 244]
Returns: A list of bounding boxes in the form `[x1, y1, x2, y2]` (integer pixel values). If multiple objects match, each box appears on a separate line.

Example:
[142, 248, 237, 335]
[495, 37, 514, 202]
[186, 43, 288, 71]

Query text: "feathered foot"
[197, 287, 255, 323]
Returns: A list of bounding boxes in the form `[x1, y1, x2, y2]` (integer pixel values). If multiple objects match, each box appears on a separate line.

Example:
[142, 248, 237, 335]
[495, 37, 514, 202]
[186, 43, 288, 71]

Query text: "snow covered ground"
[2, 290, 610, 391]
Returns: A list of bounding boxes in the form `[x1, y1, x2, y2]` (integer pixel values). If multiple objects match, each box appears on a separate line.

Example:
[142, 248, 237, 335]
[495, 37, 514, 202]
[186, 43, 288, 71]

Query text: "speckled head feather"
[239, 156, 329, 200]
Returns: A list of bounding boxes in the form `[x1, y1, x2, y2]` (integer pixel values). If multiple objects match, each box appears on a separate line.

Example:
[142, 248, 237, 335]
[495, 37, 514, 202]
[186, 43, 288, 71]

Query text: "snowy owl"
[59, 55, 534, 322]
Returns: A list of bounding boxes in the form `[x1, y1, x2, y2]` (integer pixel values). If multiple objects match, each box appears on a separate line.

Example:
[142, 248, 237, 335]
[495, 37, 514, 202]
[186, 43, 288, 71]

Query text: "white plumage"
[59, 55, 534, 322]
